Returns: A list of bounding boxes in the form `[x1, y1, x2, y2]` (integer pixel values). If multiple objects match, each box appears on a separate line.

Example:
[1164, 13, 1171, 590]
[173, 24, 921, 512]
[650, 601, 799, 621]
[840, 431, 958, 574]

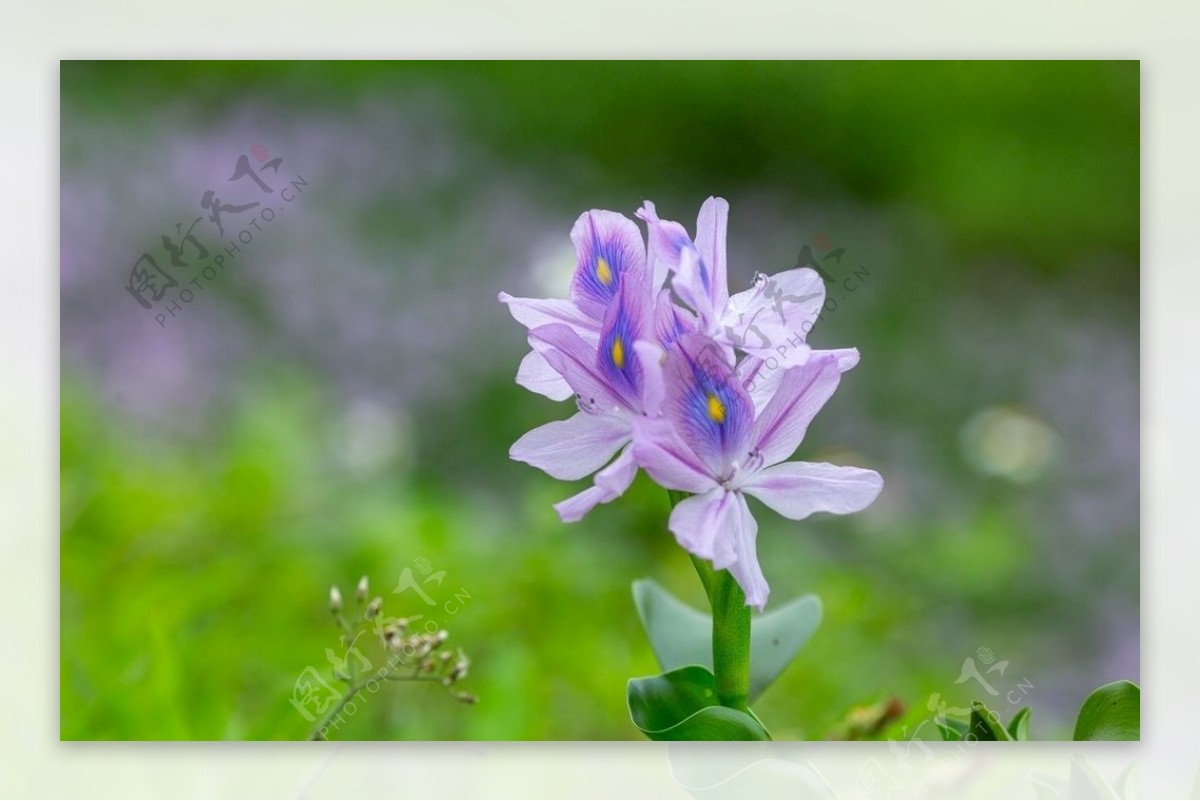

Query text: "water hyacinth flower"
[508, 266, 666, 522]
[638, 198, 837, 368]
[501, 196, 882, 609]
[631, 334, 882, 610]
[499, 210, 646, 401]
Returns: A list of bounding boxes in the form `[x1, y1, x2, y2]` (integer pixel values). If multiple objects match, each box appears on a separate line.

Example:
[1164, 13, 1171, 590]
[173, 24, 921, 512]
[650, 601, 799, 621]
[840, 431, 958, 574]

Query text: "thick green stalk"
[668, 490, 752, 712]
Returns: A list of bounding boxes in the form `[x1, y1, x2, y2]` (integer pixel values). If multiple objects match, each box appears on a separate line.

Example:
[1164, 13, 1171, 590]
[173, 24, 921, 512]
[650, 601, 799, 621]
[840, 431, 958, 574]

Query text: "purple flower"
[631, 334, 882, 610]
[637, 198, 844, 368]
[499, 210, 646, 401]
[509, 266, 665, 522]
[501, 197, 883, 610]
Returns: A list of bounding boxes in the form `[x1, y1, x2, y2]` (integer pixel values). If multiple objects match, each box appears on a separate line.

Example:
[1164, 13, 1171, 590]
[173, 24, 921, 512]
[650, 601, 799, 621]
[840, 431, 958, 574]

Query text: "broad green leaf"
[969, 701, 1014, 740]
[627, 665, 771, 741]
[631, 578, 821, 703]
[750, 593, 822, 701]
[1007, 707, 1032, 740]
[937, 717, 968, 741]
[1073, 680, 1140, 741]
[632, 578, 711, 675]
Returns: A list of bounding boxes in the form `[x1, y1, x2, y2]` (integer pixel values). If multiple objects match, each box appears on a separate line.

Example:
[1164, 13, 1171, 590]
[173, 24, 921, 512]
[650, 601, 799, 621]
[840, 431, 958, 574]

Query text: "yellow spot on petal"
[596, 257, 613, 286]
[707, 393, 726, 424]
[611, 337, 625, 369]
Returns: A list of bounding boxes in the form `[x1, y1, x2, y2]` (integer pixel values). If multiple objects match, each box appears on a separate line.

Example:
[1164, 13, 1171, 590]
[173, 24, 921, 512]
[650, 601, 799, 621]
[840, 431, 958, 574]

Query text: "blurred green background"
[60, 61, 1139, 740]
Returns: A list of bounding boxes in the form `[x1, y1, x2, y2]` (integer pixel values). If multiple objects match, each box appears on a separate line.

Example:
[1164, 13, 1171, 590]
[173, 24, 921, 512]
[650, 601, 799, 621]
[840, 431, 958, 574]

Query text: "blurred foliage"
[57, 364, 1111, 740]
[61, 371, 668, 739]
[62, 60, 1138, 282]
[60, 61, 1138, 740]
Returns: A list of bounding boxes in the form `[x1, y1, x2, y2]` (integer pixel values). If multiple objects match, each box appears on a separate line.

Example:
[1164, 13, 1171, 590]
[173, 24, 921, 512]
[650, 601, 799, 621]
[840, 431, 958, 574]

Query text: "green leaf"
[1007, 707, 1032, 740]
[969, 701, 1015, 740]
[627, 665, 771, 741]
[631, 578, 711, 676]
[750, 593, 822, 701]
[631, 578, 821, 703]
[937, 717, 968, 741]
[1073, 680, 1140, 741]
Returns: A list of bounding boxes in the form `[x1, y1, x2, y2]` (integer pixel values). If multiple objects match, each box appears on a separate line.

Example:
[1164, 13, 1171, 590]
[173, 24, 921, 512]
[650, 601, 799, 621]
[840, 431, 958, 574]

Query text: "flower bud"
[329, 586, 342, 614]
[356, 576, 369, 604]
[365, 596, 383, 620]
[455, 692, 477, 705]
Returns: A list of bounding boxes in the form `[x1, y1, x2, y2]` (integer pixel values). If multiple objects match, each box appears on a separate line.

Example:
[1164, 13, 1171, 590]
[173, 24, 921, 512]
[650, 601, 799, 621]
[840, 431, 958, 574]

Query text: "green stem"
[668, 490, 752, 712]
[307, 675, 372, 741]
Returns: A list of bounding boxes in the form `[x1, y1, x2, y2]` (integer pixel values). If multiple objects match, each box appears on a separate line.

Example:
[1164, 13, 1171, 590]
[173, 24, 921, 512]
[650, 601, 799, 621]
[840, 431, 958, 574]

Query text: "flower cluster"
[500, 198, 882, 610]
[328, 579, 477, 699]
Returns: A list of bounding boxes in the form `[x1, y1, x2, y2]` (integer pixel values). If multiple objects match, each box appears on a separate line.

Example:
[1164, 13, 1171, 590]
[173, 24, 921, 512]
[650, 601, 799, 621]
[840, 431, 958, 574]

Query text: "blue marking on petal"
[654, 291, 698, 350]
[668, 230, 691, 257]
[676, 341, 749, 467]
[658, 305, 689, 347]
[598, 288, 643, 403]
[669, 232, 709, 293]
[575, 213, 636, 309]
